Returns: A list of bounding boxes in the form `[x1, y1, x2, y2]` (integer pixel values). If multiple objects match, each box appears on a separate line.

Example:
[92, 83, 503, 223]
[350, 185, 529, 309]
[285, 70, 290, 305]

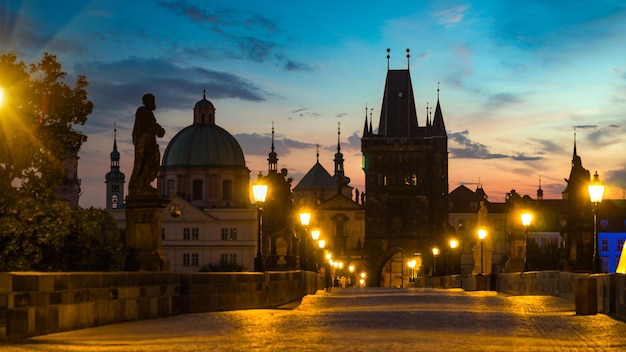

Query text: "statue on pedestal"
[129, 93, 165, 197]
[125, 93, 169, 271]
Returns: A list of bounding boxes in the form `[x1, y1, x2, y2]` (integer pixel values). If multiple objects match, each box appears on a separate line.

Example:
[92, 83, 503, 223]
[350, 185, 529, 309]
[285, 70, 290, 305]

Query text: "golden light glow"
[407, 259, 417, 269]
[477, 228, 487, 240]
[318, 239, 325, 249]
[521, 213, 532, 227]
[311, 229, 320, 241]
[252, 183, 268, 203]
[299, 212, 311, 226]
[0, 87, 4, 107]
[360, 272, 366, 278]
[325, 252, 331, 260]
[449, 239, 458, 249]
[432, 247, 440, 256]
[588, 171, 605, 204]
[349, 265, 355, 273]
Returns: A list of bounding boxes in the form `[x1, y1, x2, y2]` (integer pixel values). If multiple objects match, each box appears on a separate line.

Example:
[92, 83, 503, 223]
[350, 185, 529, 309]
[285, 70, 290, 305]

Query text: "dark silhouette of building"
[361, 49, 450, 287]
[105, 125, 126, 210]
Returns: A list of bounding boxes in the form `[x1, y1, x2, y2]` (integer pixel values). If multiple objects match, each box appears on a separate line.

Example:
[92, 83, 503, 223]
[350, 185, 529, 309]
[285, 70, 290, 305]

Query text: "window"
[183, 228, 190, 240]
[220, 253, 229, 263]
[229, 254, 237, 263]
[112, 195, 118, 209]
[192, 228, 199, 240]
[601, 238, 609, 252]
[183, 253, 190, 266]
[192, 253, 199, 266]
[618, 239, 625, 250]
[222, 180, 233, 200]
[111, 184, 120, 192]
[193, 179, 203, 200]
[221, 228, 236, 240]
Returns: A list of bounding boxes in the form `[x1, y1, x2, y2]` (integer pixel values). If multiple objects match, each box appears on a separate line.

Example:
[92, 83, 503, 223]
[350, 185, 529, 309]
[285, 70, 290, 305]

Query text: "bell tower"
[105, 124, 126, 210]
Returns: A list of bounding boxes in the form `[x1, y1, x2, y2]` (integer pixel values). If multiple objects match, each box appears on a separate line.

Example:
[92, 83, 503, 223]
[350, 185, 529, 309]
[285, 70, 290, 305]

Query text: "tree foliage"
[0, 53, 124, 271]
[0, 52, 92, 198]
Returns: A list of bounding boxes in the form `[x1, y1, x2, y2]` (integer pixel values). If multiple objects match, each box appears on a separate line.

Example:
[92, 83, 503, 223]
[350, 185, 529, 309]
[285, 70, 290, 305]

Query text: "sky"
[2, 0, 626, 208]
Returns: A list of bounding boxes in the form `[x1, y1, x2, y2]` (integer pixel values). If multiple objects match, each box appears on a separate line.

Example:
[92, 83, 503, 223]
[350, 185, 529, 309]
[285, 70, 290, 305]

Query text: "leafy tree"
[526, 238, 562, 271]
[0, 53, 124, 271]
[0, 52, 92, 198]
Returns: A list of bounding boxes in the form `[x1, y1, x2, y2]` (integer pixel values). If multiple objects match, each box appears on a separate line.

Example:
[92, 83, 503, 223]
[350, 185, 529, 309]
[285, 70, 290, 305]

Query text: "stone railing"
[0, 270, 320, 341]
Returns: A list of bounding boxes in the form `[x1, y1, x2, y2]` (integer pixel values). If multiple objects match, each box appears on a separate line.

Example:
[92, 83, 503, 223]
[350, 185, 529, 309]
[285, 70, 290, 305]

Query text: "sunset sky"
[2, 0, 626, 208]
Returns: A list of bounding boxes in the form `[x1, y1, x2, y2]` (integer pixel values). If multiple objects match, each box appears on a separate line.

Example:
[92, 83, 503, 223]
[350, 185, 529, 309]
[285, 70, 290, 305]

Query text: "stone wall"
[0, 271, 320, 341]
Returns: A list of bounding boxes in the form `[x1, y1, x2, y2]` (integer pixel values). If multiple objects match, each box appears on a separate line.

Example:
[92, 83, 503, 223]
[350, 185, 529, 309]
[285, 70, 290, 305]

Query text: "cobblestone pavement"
[5, 288, 626, 351]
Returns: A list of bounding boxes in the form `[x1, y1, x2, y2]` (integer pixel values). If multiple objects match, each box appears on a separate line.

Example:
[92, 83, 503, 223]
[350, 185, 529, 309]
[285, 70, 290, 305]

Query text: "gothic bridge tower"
[361, 49, 449, 287]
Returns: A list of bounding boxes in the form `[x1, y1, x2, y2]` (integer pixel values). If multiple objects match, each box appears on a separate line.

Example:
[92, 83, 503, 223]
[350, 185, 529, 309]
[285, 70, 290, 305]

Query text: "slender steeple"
[362, 103, 370, 136]
[268, 123, 278, 173]
[431, 83, 447, 137]
[537, 175, 544, 200]
[105, 122, 126, 210]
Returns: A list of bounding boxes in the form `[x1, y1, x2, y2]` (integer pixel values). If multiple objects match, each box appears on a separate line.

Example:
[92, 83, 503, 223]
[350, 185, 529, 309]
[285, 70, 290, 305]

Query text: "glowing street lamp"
[448, 239, 459, 275]
[588, 171, 605, 273]
[521, 212, 532, 271]
[252, 182, 268, 272]
[477, 229, 487, 275]
[408, 259, 417, 282]
[0, 87, 4, 107]
[311, 230, 321, 272]
[299, 211, 311, 271]
[432, 247, 440, 276]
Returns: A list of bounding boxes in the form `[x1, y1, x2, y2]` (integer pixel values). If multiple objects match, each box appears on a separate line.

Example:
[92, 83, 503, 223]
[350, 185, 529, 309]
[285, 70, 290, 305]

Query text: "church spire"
[431, 82, 447, 137]
[105, 122, 125, 210]
[267, 122, 278, 173]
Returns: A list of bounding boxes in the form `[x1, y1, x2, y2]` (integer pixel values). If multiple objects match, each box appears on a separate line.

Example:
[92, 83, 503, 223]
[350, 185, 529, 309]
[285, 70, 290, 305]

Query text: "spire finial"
[386, 48, 390, 70]
[316, 143, 320, 163]
[271, 121, 275, 151]
[437, 81, 440, 100]
[337, 121, 341, 152]
[573, 127, 577, 156]
[539, 175, 542, 189]
[203, 87, 206, 99]
[406, 48, 410, 69]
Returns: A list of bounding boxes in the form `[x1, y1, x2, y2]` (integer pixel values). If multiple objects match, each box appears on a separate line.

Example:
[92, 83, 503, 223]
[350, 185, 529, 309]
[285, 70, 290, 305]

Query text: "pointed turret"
[333, 122, 351, 194]
[105, 124, 126, 209]
[431, 84, 447, 137]
[267, 124, 278, 173]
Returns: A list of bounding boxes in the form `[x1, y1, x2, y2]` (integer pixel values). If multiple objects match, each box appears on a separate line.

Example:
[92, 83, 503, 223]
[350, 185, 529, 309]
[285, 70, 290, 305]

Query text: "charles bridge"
[2, 270, 626, 349]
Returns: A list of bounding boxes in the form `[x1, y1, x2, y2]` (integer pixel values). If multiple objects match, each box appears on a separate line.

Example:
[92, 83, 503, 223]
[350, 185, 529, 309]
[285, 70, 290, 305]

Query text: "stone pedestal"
[125, 195, 170, 271]
[472, 244, 493, 275]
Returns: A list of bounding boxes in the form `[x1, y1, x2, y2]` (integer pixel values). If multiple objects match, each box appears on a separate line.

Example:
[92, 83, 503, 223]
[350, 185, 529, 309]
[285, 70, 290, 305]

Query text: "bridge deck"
[6, 287, 626, 351]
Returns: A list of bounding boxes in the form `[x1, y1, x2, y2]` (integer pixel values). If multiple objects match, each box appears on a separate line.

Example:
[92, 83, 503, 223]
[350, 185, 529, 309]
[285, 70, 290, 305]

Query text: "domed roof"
[162, 124, 246, 168]
[194, 97, 215, 110]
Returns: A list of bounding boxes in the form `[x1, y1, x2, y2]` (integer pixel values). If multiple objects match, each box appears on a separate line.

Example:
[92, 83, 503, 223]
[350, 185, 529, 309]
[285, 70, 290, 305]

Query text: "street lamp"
[299, 211, 311, 271]
[311, 230, 320, 272]
[432, 247, 440, 276]
[252, 182, 268, 272]
[408, 259, 416, 282]
[477, 229, 487, 275]
[449, 239, 458, 275]
[588, 171, 605, 273]
[521, 212, 532, 272]
[0, 87, 4, 107]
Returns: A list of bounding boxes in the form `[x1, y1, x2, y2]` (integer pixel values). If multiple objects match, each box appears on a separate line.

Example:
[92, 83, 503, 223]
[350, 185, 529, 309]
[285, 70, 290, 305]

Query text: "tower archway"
[372, 247, 412, 288]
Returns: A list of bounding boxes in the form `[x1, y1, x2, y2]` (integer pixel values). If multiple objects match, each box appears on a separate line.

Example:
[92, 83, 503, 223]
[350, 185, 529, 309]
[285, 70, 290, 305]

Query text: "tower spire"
[406, 48, 410, 69]
[267, 122, 278, 173]
[386, 48, 390, 71]
[316, 143, 320, 163]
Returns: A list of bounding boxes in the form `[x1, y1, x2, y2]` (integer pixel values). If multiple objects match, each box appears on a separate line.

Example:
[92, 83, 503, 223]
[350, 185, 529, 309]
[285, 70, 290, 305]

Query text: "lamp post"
[449, 239, 458, 275]
[588, 171, 605, 273]
[408, 259, 416, 283]
[477, 229, 487, 275]
[252, 182, 268, 272]
[311, 230, 320, 272]
[299, 212, 311, 271]
[520, 212, 532, 272]
[432, 247, 440, 276]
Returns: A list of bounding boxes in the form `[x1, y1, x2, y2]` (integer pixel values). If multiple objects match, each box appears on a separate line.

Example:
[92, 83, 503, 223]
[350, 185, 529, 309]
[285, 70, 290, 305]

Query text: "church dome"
[162, 124, 246, 168]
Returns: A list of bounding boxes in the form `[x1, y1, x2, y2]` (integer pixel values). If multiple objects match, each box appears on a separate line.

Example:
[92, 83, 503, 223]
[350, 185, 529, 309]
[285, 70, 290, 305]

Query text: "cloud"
[449, 130, 508, 159]
[433, 5, 469, 26]
[485, 92, 523, 108]
[235, 133, 315, 157]
[75, 58, 267, 117]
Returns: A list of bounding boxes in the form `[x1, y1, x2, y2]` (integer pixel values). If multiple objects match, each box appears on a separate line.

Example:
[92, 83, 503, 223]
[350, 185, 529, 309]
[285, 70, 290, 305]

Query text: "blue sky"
[2, 0, 626, 208]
